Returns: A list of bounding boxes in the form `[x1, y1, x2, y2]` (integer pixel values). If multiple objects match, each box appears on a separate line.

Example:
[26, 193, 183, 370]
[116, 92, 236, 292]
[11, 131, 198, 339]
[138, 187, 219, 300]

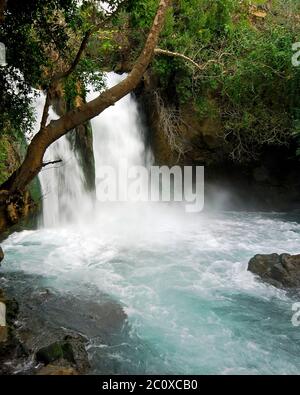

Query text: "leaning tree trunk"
[0, 0, 171, 233]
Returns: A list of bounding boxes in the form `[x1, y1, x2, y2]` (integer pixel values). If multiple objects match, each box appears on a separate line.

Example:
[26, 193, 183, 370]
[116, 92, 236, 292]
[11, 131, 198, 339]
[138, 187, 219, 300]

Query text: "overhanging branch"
[3, 0, 171, 193]
[154, 48, 231, 71]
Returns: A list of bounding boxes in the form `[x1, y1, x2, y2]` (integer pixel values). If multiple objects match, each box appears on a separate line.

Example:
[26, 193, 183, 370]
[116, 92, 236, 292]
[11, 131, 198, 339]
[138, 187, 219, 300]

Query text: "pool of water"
[1, 208, 300, 374]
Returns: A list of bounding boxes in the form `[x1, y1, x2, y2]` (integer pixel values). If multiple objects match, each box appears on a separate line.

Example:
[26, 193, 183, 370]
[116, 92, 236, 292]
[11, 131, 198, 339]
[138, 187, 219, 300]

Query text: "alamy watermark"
[95, 159, 205, 213]
[0, 42, 6, 66]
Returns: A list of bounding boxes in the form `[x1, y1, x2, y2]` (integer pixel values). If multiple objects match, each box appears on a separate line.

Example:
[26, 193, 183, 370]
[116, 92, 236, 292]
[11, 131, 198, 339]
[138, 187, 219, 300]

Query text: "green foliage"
[0, 66, 35, 135]
[0, 133, 26, 184]
[0, 0, 78, 135]
[1, 0, 300, 165]
[0, 137, 10, 184]
[127, 0, 300, 161]
[126, 0, 158, 29]
[0, 0, 120, 136]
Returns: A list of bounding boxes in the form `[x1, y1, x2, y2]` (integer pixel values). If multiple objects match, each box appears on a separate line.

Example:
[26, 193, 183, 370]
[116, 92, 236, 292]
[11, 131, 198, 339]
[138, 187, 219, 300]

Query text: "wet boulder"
[248, 253, 300, 288]
[1, 274, 128, 374]
[36, 335, 90, 374]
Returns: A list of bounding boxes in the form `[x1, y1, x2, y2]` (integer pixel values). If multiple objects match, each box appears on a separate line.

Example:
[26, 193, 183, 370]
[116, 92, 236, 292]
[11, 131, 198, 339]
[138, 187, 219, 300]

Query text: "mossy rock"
[36, 335, 90, 373]
[36, 342, 67, 364]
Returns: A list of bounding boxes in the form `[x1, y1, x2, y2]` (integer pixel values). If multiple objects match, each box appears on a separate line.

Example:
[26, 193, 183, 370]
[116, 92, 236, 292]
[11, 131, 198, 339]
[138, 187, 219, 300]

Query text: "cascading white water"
[87, 72, 152, 201]
[32, 92, 91, 227]
[33, 72, 151, 227]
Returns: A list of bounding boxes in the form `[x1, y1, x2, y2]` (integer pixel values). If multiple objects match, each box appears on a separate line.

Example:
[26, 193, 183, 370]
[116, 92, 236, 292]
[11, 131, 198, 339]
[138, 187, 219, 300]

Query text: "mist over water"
[2, 73, 300, 374]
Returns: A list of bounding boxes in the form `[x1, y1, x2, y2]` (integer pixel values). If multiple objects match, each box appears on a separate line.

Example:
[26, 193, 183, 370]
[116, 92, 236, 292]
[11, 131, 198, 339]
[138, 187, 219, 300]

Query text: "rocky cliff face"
[138, 71, 225, 167]
[137, 71, 300, 211]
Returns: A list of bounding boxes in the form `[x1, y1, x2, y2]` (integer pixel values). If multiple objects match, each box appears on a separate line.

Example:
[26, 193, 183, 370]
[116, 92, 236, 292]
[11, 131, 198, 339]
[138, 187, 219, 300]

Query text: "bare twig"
[154, 91, 188, 161]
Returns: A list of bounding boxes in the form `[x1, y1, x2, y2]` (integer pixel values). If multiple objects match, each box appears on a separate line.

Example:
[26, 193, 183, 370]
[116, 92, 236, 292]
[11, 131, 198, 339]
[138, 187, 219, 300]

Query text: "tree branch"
[51, 9, 119, 85]
[3, 0, 172, 193]
[154, 48, 231, 71]
[154, 48, 204, 70]
[40, 90, 51, 130]
[52, 29, 93, 83]
[41, 11, 117, 131]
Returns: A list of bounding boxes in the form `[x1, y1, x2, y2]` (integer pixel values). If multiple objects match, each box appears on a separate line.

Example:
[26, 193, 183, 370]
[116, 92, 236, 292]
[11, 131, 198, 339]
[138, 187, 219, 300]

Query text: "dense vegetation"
[0, 0, 119, 187]
[125, 0, 300, 161]
[0, 0, 300, 171]
[0, 0, 114, 134]
[0, 0, 170, 216]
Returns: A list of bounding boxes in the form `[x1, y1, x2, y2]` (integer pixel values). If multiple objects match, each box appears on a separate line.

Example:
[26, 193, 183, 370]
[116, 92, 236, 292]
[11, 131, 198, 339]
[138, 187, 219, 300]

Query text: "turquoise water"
[2, 208, 300, 374]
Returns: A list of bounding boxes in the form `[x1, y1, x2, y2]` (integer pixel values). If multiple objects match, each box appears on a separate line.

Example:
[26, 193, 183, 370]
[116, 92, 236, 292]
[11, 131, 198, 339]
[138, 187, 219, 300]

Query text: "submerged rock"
[248, 253, 300, 288]
[1, 273, 128, 374]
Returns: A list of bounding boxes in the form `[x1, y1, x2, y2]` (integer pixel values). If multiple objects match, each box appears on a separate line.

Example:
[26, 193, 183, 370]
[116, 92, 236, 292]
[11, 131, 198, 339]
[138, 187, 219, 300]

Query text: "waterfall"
[87, 72, 152, 201]
[32, 93, 91, 227]
[32, 72, 150, 227]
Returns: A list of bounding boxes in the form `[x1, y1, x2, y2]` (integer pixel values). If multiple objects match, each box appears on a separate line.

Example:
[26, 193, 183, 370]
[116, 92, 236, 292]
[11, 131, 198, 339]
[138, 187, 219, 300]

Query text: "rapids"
[1, 73, 300, 374]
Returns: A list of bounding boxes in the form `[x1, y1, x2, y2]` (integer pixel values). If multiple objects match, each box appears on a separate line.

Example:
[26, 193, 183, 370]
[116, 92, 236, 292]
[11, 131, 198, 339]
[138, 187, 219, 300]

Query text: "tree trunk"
[1, 0, 171, 196]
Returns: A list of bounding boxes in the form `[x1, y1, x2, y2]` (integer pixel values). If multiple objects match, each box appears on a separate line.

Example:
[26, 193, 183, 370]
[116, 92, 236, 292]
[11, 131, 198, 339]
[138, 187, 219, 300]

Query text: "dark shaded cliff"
[136, 70, 300, 211]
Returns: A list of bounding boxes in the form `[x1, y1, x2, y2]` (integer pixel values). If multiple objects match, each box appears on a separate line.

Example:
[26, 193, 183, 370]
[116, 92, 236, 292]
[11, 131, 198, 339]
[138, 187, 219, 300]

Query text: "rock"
[12, 283, 126, 349]
[37, 364, 78, 375]
[248, 253, 300, 288]
[36, 335, 90, 374]
[75, 122, 96, 193]
[1, 275, 127, 374]
[0, 246, 3, 263]
[36, 341, 65, 364]
[5, 297, 19, 322]
[63, 335, 90, 373]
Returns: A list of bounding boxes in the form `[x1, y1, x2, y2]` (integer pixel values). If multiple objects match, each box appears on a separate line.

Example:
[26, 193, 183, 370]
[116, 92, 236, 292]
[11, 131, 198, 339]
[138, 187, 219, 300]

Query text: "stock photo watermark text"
[96, 159, 205, 213]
